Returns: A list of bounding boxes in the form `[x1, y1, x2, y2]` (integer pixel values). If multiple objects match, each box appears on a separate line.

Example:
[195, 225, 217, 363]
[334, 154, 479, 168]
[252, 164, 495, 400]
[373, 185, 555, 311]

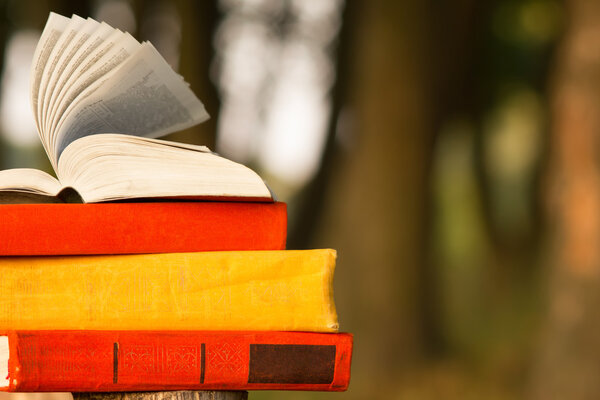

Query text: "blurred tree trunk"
[309, 0, 478, 397]
[311, 3, 434, 395]
[531, 1, 600, 398]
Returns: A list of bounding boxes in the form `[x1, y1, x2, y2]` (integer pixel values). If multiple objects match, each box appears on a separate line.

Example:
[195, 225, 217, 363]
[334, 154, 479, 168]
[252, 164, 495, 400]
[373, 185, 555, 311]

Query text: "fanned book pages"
[0, 12, 271, 203]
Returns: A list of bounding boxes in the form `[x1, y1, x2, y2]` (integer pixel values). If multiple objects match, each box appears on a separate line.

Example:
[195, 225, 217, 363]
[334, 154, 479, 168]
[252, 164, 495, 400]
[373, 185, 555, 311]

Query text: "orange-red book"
[0, 202, 286, 255]
[0, 330, 352, 392]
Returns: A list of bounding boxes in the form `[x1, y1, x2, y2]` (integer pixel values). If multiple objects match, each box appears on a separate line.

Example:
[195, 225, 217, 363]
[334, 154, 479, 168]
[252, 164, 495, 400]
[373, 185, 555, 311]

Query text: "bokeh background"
[0, 0, 598, 398]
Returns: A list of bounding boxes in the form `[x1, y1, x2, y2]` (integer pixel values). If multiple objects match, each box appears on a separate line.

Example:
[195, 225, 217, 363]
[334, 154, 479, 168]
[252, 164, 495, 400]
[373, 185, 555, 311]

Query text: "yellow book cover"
[0, 250, 338, 332]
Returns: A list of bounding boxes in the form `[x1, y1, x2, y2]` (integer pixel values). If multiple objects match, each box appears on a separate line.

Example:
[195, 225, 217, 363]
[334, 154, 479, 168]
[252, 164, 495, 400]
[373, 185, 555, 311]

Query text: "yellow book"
[0, 249, 338, 332]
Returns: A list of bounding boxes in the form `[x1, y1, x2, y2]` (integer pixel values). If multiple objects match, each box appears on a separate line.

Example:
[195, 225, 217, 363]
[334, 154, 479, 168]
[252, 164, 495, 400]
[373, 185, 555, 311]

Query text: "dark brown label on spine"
[248, 344, 336, 384]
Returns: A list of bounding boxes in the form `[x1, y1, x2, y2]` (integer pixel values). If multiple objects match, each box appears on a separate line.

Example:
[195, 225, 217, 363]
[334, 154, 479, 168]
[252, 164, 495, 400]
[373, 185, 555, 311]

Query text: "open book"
[0, 12, 271, 203]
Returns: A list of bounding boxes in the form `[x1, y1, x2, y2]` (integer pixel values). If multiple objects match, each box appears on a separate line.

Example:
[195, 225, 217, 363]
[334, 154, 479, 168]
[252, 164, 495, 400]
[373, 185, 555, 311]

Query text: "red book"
[0, 202, 286, 255]
[0, 331, 353, 392]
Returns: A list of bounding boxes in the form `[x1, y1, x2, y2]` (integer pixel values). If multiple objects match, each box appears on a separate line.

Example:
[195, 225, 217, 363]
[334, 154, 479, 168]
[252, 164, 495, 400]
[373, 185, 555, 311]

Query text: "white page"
[36, 15, 86, 134]
[46, 28, 124, 140]
[57, 135, 270, 202]
[54, 42, 209, 161]
[45, 21, 115, 135]
[41, 17, 101, 134]
[0, 168, 62, 196]
[48, 32, 140, 167]
[47, 32, 140, 163]
[30, 12, 70, 135]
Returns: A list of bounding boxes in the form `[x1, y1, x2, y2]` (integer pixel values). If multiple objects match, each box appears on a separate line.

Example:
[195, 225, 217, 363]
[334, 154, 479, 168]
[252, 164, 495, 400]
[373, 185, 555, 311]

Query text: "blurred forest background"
[0, 0, 599, 399]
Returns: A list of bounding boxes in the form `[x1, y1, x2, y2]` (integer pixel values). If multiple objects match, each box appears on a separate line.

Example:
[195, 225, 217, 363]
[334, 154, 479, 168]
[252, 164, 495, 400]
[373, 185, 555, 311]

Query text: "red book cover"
[1, 331, 352, 392]
[0, 202, 286, 255]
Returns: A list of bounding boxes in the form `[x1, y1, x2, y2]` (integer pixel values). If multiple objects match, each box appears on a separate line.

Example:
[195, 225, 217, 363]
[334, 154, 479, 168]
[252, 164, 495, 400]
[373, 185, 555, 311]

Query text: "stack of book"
[0, 13, 353, 393]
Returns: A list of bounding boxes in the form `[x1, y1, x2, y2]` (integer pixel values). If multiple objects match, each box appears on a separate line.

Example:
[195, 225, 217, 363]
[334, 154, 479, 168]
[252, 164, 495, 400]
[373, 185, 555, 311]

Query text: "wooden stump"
[73, 392, 248, 400]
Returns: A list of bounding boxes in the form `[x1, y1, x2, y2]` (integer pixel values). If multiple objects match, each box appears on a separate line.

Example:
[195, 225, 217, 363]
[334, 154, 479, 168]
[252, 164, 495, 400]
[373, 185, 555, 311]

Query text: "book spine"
[0, 202, 286, 255]
[0, 250, 338, 332]
[5, 331, 352, 392]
